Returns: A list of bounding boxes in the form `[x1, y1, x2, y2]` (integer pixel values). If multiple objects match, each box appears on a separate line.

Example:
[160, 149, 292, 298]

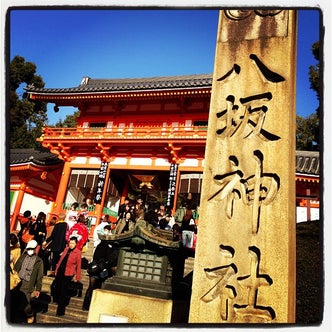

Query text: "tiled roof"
[10, 149, 63, 166]
[296, 150, 319, 175]
[25, 74, 213, 94]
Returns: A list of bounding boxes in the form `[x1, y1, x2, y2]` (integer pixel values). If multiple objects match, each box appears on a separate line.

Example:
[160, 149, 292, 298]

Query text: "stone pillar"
[189, 10, 297, 323]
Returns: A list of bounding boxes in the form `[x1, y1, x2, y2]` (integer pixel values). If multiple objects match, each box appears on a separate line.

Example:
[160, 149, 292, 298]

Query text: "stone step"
[42, 274, 91, 286]
[37, 282, 89, 323]
[37, 313, 87, 324]
[184, 257, 195, 277]
[41, 275, 90, 293]
[41, 297, 86, 312]
[83, 238, 94, 259]
[36, 301, 88, 324]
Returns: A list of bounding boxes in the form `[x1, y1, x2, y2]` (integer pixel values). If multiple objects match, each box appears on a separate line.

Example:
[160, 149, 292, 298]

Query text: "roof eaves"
[10, 149, 63, 166]
[25, 73, 213, 95]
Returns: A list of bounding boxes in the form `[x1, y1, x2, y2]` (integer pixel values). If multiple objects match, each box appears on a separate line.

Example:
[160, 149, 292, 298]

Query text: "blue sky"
[9, 8, 321, 125]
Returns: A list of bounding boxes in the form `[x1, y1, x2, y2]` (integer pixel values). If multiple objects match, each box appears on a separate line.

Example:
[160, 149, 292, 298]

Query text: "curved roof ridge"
[82, 73, 212, 85]
[25, 73, 213, 94]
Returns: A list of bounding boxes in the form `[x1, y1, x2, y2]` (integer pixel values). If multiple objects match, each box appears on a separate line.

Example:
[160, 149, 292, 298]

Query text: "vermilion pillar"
[52, 161, 72, 216]
[10, 181, 26, 231]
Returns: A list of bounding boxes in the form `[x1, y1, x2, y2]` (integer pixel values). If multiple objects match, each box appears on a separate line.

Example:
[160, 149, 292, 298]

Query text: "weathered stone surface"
[87, 289, 173, 323]
[189, 10, 297, 323]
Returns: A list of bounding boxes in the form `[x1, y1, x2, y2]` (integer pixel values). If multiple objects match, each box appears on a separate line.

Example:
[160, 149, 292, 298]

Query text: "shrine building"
[9, 74, 320, 232]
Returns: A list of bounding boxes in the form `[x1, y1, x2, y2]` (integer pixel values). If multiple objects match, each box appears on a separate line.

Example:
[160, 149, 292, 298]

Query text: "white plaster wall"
[11, 191, 53, 224]
[296, 206, 320, 223]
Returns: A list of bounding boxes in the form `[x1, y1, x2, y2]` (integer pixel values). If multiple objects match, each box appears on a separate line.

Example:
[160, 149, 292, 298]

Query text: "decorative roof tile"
[296, 150, 319, 175]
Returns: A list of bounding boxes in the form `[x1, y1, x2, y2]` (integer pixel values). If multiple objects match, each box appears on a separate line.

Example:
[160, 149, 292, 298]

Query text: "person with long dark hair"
[114, 211, 134, 234]
[17, 210, 33, 254]
[42, 212, 67, 276]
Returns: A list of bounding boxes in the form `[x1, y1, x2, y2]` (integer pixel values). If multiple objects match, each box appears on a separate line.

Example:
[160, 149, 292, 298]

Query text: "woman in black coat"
[34, 212, 47, 247]
[42, 213, 68, 275]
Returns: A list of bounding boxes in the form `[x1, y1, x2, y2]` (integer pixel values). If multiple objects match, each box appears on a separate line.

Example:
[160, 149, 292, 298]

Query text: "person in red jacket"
[66, 215, 89, 251]
[54, 237, 82, 316]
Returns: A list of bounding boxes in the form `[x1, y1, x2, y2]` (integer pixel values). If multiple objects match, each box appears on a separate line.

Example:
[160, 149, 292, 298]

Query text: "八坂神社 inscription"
[208, 151, 280, 234]
[215, 54, 286, 141]
[189, 10, 296, 323]
[201, 245, 275, 322]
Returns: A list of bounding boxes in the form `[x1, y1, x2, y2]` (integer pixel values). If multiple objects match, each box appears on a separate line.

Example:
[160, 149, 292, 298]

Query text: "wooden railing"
[40, 125, 208, 140]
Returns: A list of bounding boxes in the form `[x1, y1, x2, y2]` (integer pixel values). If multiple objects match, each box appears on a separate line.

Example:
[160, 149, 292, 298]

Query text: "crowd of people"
[9, 192, 199, 323]
[9, 202, 90, 323]
[114, 193, 198, 240]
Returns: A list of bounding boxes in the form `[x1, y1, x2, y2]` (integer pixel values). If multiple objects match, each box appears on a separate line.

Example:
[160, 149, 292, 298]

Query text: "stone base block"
[87, 289, 173, 323]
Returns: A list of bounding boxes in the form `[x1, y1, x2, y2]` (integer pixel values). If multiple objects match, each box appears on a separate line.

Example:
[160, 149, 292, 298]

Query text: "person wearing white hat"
[13, 239, 44, 323]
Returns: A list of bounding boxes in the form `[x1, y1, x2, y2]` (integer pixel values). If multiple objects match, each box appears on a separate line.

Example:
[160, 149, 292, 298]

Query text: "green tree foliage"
[296, 41, 320, 151]
[296, 113, 319, 150]
[54, 110, 80, 128]
[9, 56, 48, 148]
[309, 41, 320, 104]
[308, 41, 320, 148]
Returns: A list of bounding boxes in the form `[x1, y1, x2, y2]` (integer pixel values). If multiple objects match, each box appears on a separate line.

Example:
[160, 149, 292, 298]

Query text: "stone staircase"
[35, 239, 94, 324]
[184, 257, 195, 277]
[35, 239, 195, 324]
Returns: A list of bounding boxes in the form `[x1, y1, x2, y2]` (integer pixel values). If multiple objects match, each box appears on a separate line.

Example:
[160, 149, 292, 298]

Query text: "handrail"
[40, 125, 208, 140]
